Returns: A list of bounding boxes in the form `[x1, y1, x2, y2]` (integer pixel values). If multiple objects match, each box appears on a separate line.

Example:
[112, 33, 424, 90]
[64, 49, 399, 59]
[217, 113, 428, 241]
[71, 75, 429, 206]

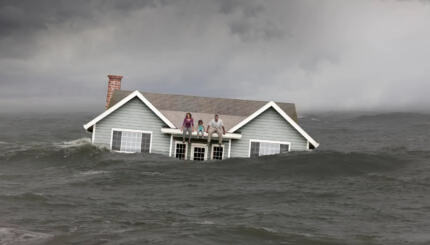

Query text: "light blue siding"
[93, 98, 171, 154]
[91, 99, 309, 158]
[230, 108, 308, 158]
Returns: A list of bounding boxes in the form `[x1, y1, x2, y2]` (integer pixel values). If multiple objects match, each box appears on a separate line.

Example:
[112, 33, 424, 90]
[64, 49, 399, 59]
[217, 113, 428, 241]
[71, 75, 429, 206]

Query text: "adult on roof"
[181, 112, 194, 143]
[206, 114, 225, 145]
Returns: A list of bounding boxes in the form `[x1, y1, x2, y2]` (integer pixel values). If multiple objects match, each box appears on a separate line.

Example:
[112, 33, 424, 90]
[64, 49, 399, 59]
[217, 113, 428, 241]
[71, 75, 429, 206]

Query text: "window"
[111, 129, 151, 153]
[249, 140, 290, 157]
[250, 141, 260, 158]
[112, 131, 122, 151]
[190, 143, 208, 161]
[280, 144, 289, 154]
[175, 141, 187, 160]
[211, 145, 224, 160]
[141, 133, 151, 153]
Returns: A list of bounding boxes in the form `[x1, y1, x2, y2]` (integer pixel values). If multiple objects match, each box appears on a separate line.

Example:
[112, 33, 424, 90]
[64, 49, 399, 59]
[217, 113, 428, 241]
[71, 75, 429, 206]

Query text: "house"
[83, 75, 319, 160]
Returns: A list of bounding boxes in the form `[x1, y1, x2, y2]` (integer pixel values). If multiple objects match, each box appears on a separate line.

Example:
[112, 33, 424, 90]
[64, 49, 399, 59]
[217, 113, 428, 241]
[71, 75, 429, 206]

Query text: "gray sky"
[1, 0, 430, 113]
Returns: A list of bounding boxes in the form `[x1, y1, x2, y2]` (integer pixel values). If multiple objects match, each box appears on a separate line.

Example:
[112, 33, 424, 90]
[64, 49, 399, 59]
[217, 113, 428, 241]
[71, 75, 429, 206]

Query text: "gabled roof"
[230, 101, 320, 148]
[84, 90, 319, 148]
[83, 90, 176, 131]
[108, 90, 298, 120]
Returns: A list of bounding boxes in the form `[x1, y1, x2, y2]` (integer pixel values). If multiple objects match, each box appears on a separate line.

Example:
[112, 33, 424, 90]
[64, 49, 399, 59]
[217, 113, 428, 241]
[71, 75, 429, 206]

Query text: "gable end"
[83, 90, 176, 131]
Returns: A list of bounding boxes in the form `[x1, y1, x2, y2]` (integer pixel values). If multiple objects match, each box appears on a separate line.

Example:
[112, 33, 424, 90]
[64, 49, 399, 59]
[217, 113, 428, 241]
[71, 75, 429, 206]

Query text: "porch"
[161, 128, 242, 161]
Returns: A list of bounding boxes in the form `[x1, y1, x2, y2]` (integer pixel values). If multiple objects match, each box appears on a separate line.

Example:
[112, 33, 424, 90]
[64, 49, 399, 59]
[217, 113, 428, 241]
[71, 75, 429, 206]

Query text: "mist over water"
[1, 111, 430, 244]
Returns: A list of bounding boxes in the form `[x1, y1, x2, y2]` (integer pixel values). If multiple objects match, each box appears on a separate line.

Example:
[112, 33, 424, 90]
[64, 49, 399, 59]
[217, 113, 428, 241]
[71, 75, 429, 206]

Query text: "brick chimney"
[106, 75, 123, 109]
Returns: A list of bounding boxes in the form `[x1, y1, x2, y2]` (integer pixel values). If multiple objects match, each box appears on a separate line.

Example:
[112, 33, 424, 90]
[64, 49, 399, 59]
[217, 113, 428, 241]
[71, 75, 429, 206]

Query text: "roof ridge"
[114, 89, 293, 105]
[143, 90, 266, 103]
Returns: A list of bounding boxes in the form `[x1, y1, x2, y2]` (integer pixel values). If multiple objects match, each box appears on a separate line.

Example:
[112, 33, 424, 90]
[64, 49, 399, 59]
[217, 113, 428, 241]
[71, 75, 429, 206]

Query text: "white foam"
[56, 138, 91, 148]
[199, 220, 215, 225]
[0, 227, 52, 245]
[79, 170, 109, 176]
[259, 226, 278, 233]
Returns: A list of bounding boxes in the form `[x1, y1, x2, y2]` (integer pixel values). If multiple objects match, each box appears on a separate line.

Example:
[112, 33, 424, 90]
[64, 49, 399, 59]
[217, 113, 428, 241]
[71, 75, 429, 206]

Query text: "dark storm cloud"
[217, 0, 287, 41]
[0, 0, 161, 28]
[0, 0, 430, 113]
[218, 0, 264, 17]
[0, 0, 89, 37]
[0, 0, 163, 58]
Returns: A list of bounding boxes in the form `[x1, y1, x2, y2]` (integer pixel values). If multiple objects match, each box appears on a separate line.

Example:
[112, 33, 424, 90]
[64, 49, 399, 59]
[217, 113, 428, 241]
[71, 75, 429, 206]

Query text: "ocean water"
[1, 111, 430, 245]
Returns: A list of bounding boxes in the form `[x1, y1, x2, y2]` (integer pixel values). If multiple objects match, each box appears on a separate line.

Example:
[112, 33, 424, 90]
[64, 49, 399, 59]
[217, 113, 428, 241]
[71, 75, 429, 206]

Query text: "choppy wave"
[0, 138, 104, 164]
[0, 227, 52, 245]
[1, 137, 427, 174]
[1, 147, 429, 245]
[77, 170, 110, 176]
[1, 111, 430, 245]
[54, 138, 92, 149]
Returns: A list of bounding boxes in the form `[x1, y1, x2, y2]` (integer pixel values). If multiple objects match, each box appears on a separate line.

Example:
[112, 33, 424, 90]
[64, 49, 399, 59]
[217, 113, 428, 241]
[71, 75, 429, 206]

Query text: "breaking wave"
[54, 138, 92, 149]
[0, 227, 53, 245]
[1, 137, 427, 180]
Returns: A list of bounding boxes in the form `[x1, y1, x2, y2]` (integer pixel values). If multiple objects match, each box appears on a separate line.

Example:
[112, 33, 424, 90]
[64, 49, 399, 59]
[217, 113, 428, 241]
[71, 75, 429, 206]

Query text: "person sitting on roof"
[206, 114, 225, 145]
[181, 112, 194, 143]
[197, 120, 205, 139]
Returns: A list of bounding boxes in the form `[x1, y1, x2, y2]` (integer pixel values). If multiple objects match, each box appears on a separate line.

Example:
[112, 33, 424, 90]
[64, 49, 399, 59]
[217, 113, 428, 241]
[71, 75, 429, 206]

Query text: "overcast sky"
[1, 0, 429, 113]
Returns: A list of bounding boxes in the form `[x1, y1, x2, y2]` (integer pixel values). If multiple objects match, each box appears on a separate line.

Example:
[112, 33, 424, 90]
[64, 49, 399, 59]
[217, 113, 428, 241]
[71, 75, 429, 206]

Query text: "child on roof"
[197, 120, 205, 138]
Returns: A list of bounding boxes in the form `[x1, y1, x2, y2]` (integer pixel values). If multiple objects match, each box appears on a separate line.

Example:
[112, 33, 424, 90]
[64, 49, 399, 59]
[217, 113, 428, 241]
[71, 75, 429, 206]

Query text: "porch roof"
[161, 128, 242, 140]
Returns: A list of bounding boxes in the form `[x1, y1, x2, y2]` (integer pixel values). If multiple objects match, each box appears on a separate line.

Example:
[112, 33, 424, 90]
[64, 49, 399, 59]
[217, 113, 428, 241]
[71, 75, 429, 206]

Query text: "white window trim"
[248, 139, 291, 157]
[110, 128, 153, 153]
[190, 143, 208, 161]
[228, 139, 232, 159]
[169, 135, 173, 157]
[174, 140, 188, 160]
[211, 144, 225, 160]
[92, 124, 96, 144]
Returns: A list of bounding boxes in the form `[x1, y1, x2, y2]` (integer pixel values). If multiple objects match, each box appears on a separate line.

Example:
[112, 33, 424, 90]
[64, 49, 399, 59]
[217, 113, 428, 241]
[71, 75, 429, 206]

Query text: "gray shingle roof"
[108, 90, 298, 130]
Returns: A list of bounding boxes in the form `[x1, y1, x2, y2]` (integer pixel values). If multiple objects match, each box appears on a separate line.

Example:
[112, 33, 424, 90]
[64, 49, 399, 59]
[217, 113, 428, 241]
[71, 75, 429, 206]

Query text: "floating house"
[83, 75, 319, 160]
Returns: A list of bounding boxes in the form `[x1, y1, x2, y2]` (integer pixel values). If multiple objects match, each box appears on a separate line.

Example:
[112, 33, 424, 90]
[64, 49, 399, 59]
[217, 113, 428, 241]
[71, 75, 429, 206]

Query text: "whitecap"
[259, 226, 278, 233]
[79, 170, 109, 176]
[199, 220, 215, 225]
[55, 138, 91, 148]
